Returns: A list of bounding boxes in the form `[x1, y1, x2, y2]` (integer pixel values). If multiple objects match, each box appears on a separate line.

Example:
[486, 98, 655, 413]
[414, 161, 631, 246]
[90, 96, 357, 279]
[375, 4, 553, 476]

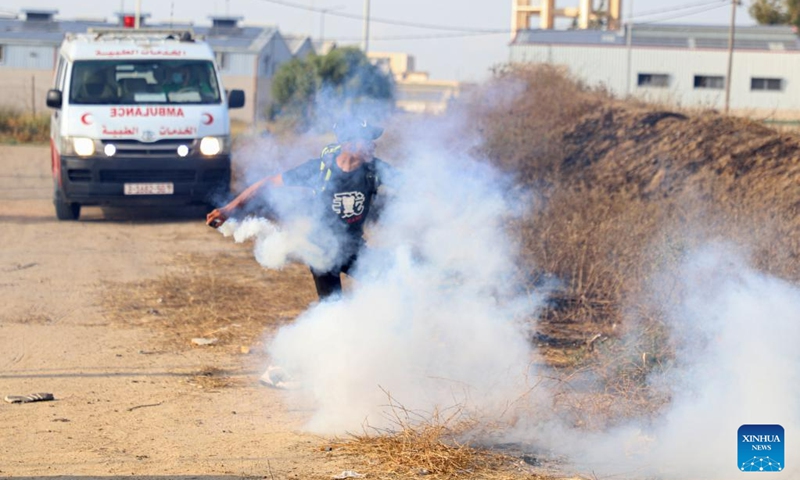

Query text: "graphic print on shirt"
[332, 191, 366, 219]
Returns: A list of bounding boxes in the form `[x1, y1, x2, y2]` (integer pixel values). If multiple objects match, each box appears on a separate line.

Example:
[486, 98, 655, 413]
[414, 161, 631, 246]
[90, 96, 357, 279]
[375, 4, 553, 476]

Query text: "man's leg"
[311, 270, 342, 300]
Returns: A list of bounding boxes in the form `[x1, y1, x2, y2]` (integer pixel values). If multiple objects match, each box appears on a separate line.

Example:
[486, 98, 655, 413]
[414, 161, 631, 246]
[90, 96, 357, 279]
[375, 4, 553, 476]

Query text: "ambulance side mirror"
[228, 89, 245, 109]
[46, 89, 63, 109]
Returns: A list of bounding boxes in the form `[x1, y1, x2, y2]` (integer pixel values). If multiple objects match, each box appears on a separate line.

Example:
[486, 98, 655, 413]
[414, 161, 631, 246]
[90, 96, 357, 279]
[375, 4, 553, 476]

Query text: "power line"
[636, 2, 731, 24]
[255, 0, 509, 33]
[330, 31, 509, 42]
[632, 0, 728, 20]
[257, 0, 729, 42]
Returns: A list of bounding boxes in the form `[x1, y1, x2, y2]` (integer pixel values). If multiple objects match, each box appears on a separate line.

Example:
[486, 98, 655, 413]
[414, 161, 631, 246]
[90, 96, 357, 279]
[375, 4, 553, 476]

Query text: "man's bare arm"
[206, 174, 284, 228]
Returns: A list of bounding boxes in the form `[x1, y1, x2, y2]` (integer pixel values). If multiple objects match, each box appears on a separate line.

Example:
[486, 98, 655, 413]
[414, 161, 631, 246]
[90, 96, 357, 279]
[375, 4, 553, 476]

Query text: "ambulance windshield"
[69, 60, 222, 105]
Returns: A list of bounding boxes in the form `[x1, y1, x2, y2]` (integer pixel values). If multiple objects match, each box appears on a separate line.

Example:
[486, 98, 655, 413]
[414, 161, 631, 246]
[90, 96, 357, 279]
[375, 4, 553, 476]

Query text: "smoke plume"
[220, 78, 799, 478]
[504, 244, 800, 479]
[222, 111, 543, 433]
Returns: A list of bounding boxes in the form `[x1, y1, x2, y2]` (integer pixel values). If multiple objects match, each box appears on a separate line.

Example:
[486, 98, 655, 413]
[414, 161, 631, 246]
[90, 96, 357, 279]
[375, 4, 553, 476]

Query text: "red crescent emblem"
[80, 113, 93, 125]
[202, 113, 214, 125]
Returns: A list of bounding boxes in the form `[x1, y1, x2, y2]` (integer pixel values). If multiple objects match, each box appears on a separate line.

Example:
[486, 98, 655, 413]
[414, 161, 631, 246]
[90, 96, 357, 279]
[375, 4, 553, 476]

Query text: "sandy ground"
[0, 145, 363, 479]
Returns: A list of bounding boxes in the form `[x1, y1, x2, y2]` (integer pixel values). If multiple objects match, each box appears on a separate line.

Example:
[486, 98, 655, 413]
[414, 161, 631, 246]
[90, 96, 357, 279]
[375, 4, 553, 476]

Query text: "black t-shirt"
[282, 156, 395, 259]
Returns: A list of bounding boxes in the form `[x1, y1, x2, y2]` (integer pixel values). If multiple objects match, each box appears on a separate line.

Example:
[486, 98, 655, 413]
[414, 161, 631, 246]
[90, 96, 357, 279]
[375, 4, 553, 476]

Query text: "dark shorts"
[309, 252, 358, 300]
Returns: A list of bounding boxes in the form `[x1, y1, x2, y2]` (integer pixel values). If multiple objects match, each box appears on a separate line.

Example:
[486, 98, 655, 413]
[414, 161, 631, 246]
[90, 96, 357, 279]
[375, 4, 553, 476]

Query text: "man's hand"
[206, 207, 231, 228]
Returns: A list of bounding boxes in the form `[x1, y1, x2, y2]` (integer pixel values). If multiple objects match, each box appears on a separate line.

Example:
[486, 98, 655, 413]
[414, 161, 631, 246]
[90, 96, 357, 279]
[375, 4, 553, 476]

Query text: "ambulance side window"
[54, 56, 67, 91]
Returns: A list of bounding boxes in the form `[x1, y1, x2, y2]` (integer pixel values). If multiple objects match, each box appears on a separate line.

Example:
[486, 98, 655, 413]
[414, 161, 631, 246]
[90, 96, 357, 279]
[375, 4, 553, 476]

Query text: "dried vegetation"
[103, 249, 317, 354]
[463, 64, 800, 425]
[0, 107, 49, 143]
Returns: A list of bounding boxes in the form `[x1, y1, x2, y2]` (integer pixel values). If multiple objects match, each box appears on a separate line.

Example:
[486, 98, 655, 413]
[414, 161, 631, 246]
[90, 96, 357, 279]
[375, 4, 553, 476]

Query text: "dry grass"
[103, 249, 317, 354]
[448, 64, 800, 425]
[0, 107, 49, 143]
[329, 395, 553, 480]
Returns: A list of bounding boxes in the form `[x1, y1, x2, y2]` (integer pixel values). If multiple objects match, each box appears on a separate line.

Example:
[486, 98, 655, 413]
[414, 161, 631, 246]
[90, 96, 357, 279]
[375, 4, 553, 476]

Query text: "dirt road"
[0, 145, 357, 479]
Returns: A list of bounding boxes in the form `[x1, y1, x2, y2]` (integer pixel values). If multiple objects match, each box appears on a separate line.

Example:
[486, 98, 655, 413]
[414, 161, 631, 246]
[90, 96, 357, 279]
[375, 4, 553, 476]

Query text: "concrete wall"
[254, 35, 293, 122]
[220, 74, 257, 124]
[214, 51, 256, 77]
[395, 81, 461, 115]
[1, 44, 58, 70]
[0, 68, 55, 115]
[510, 43, 800, 118]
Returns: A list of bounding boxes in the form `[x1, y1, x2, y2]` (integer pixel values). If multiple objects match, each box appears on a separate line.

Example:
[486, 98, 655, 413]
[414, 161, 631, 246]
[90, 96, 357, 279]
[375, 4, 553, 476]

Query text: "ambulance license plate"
[124, 183, 174, 195]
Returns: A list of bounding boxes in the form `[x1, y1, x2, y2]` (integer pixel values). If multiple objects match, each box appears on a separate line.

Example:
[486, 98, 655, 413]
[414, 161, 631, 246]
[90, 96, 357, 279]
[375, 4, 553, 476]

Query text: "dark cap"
[333, 119, 384, 143]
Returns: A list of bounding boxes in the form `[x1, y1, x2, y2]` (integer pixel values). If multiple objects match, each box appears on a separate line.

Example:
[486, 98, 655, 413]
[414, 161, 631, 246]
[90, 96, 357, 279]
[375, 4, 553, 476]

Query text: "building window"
[694, 75, 725, 89]
[637, 73, 670, 88]
[215, 52, 228, 70]
[751, 77, 783, 91]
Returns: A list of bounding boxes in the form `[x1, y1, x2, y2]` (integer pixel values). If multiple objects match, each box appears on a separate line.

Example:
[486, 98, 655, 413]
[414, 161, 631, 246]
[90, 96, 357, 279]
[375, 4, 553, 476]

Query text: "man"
[206, 118, 396, 300]
[164, 65, 192, 92]
[80, 69, 117, 103]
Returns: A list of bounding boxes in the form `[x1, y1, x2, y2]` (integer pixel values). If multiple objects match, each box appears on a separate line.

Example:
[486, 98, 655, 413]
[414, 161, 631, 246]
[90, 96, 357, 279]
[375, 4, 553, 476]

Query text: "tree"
[748, 0, 789, 25]
[271, 47, 394, 128]
[787, 0, 800, 28]
[271, 58, 318, 121]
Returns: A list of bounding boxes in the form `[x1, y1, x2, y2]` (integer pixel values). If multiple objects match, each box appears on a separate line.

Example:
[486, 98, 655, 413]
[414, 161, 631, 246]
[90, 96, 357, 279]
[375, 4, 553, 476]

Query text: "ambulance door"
[50, 55, 69, 182]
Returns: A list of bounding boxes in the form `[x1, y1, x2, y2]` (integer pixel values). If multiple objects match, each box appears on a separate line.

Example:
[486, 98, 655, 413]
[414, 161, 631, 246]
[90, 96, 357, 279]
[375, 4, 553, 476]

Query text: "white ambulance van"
[46, 28, 244, 220]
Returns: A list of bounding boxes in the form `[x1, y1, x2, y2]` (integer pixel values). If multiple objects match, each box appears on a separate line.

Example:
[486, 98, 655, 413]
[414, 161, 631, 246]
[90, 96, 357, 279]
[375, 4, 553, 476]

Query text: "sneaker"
[259, 365, 301, 390]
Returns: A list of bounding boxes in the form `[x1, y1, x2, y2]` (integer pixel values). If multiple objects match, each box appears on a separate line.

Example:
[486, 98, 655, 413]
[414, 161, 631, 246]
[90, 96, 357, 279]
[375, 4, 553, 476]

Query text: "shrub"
[0, 108, 50, 143]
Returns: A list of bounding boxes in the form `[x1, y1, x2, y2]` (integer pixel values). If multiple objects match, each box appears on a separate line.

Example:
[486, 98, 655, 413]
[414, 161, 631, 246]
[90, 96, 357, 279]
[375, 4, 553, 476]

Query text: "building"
[0, 9, 313, 123]
[283, 34, 315, 60]
[201, 15, 296, 123]
[510, 23, 800, 119]
[512, 0, 622, 32]
[368, 51, 462, 115]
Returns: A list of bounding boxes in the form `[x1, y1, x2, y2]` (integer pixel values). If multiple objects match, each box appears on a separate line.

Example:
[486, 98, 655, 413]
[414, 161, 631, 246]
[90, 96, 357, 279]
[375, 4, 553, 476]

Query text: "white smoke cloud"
[635, 245, 800, 478]
[264, 122, 543, 433]
[217, 100, 544, 432]
[218, 216, 337, 272]
[509, 244, 800, 479]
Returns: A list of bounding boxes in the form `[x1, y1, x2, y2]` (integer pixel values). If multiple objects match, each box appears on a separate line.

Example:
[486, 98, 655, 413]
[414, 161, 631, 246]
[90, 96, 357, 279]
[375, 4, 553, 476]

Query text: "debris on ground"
[332, 471, 365, 479]
[4, 393, 55, 404]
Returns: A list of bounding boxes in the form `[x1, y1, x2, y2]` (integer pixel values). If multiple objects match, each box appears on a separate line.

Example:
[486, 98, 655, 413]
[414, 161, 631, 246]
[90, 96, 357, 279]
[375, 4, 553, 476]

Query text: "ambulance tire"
[54, 189, 81, 221]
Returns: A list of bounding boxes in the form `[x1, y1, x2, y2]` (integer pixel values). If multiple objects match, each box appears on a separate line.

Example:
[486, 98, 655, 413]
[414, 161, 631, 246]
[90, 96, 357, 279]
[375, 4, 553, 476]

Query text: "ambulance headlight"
[73, 137, 96, 157]
[199, 136, 222, 156]
[104, 144, 117, 157]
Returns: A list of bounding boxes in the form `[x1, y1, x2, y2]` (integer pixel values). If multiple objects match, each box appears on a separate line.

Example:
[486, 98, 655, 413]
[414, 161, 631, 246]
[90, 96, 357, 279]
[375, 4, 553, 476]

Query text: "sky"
[1, 0, 758, 82]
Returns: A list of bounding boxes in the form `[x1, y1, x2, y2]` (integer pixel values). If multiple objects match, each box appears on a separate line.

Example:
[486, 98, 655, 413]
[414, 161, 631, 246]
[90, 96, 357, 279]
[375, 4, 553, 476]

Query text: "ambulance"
[46, 28, 244, 220]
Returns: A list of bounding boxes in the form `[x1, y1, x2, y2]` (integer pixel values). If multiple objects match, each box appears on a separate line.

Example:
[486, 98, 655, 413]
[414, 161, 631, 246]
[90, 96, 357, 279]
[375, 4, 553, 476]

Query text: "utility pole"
[320, 9, 327, 44]
[724, 0, 737, 114]
[320, 6, 345, 44]
[362, 0, 371, 53]
[134, 0, 141, 29]
[625, 0, 634, 96]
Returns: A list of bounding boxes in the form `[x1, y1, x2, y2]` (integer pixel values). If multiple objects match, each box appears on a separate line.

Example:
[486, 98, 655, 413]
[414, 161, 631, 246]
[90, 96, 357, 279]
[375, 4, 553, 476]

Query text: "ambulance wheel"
[54, 190, 81, 221]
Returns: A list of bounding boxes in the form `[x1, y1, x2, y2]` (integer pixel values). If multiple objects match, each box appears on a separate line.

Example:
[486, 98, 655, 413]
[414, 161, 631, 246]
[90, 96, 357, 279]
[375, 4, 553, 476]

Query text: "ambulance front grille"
[101, 139, 196, 157]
